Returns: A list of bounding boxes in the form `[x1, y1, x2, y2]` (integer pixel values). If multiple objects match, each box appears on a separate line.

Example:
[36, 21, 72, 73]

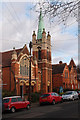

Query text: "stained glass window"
[20, 56, 29, 76]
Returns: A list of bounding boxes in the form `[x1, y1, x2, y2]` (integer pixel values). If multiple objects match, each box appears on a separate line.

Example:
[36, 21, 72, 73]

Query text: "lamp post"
[29, 41, 32, 103]
[37, 46, 43, 94]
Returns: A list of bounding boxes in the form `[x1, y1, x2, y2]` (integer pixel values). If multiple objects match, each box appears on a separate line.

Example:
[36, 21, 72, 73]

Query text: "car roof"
[3, 96, 21, 99]
[41, 92, 56, 95]
[65, 91, 77, 93]
[66, 91, 74, 92]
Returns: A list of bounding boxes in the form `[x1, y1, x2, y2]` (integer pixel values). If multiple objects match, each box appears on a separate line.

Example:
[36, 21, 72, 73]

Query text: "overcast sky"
[0, 0, 78, 65]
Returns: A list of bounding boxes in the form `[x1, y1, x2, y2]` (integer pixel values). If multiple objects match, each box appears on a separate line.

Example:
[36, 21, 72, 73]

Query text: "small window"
[3, 99, 10, 103]
[11, 98, 17, 102]
[17, 97, 23, 102]
[54, 93, 59, 96]
[41, 94, 50, 97]
[51, 93, 55, 96]
[38, 49, 41, 60]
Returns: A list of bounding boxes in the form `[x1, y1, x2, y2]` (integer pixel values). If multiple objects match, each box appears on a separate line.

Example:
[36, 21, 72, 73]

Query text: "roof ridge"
[52, 63, 66, 66]
[2, 47, 23, 54]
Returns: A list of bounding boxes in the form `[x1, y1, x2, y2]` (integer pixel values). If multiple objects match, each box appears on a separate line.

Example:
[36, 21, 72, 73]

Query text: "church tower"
[32, 9, 52, 93]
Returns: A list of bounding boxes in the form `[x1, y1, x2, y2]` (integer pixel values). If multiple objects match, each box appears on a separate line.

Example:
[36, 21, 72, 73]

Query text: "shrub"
[59, 92, 65, 96]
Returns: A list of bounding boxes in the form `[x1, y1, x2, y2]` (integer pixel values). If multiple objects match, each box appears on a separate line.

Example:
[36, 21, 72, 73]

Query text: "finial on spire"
[42, 28, 46, 34]
[40, 7, 42, 11]
[47, 31, 51, 37]
[33, 31, 36, 36]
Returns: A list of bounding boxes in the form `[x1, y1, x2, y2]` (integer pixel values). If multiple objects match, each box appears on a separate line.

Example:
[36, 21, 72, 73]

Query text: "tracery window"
[20, 56, 29, 76]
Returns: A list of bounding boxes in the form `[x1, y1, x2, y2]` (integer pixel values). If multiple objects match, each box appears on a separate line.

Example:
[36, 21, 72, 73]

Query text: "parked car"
[77, 91, 80, 99]
[3, 96, 30, 113]
[39, 92, 63, 106]
[62, 91, 79, 101]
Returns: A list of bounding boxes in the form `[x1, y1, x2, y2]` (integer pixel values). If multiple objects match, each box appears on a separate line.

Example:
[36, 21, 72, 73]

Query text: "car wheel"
[11, 107, 16, 113]
[40, 103, 42, 106]
[52, 100, 55, 105]
[72, 97, 74, 101]
[61, 98, 63, 103]
[26, 104, 30, 110]
[77, 97, 79, 100]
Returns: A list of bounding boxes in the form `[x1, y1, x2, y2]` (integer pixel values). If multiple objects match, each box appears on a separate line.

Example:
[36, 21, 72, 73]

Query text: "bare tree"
[33, 0, 79, 26]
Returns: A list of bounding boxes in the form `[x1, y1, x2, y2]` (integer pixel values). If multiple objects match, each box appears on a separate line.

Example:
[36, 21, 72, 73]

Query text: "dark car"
[3, 96, 30, 113]
[77, 91, 80, 99]
[39, 92, 63, 106]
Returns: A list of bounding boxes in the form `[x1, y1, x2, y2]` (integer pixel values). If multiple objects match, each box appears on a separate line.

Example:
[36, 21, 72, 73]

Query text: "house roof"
[52, 63, 66, 74]
[2, 45, 29, 67]
[69, 58, 76, 67]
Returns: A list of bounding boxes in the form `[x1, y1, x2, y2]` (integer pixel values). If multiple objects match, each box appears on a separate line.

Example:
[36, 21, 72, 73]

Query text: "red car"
[3, 96, 30, 113]
[39, 92, 63, 105]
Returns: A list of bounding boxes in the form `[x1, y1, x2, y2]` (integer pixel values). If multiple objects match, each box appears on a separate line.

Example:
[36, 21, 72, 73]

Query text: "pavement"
[30, 102, 39, 107]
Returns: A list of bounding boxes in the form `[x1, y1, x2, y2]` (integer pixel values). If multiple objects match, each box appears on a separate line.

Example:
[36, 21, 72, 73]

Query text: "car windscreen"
[64, 92, 73, 95]
[41, 94, 50, 97]
[3, 99, 10, 103]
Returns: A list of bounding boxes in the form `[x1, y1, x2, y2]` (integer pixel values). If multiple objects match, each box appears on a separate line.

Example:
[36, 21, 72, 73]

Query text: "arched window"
[20, 56, 29, 76]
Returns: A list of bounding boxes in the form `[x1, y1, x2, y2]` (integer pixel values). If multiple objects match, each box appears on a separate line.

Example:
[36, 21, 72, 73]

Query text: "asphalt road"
[2, 100, 80, 119]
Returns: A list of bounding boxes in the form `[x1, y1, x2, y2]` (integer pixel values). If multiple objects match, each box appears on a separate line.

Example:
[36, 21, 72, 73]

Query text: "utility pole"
[29, 41, 32, 103]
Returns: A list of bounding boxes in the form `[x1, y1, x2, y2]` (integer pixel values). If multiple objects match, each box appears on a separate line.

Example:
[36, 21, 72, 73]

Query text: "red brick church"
[2, 10, 52, 97]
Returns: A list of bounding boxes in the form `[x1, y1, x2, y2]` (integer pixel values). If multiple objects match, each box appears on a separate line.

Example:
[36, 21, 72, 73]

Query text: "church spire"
[37, 8, 44, 40]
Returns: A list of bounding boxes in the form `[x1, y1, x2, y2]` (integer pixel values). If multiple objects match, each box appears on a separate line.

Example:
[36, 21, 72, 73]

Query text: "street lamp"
[29, 41, 32, 103]
[37, 46, 43, 94]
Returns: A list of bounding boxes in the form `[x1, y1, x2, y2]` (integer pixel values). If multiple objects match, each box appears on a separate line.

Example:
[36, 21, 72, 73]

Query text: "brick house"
[77, 65, 80, 90]
[52, 61, 70, 92]
[68, 58, 78, 90]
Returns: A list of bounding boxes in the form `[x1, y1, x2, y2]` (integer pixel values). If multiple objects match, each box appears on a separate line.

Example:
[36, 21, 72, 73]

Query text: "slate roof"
[69, 58, 76, 67]
[52, 63, 66, 74]
[2, 45, 29, 67]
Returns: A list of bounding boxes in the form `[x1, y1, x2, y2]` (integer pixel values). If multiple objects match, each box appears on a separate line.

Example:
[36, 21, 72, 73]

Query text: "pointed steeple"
[37, 8, 44, 40]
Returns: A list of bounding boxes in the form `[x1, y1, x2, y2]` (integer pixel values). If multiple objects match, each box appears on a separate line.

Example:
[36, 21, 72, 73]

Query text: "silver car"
[62, 91, 79, 101]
